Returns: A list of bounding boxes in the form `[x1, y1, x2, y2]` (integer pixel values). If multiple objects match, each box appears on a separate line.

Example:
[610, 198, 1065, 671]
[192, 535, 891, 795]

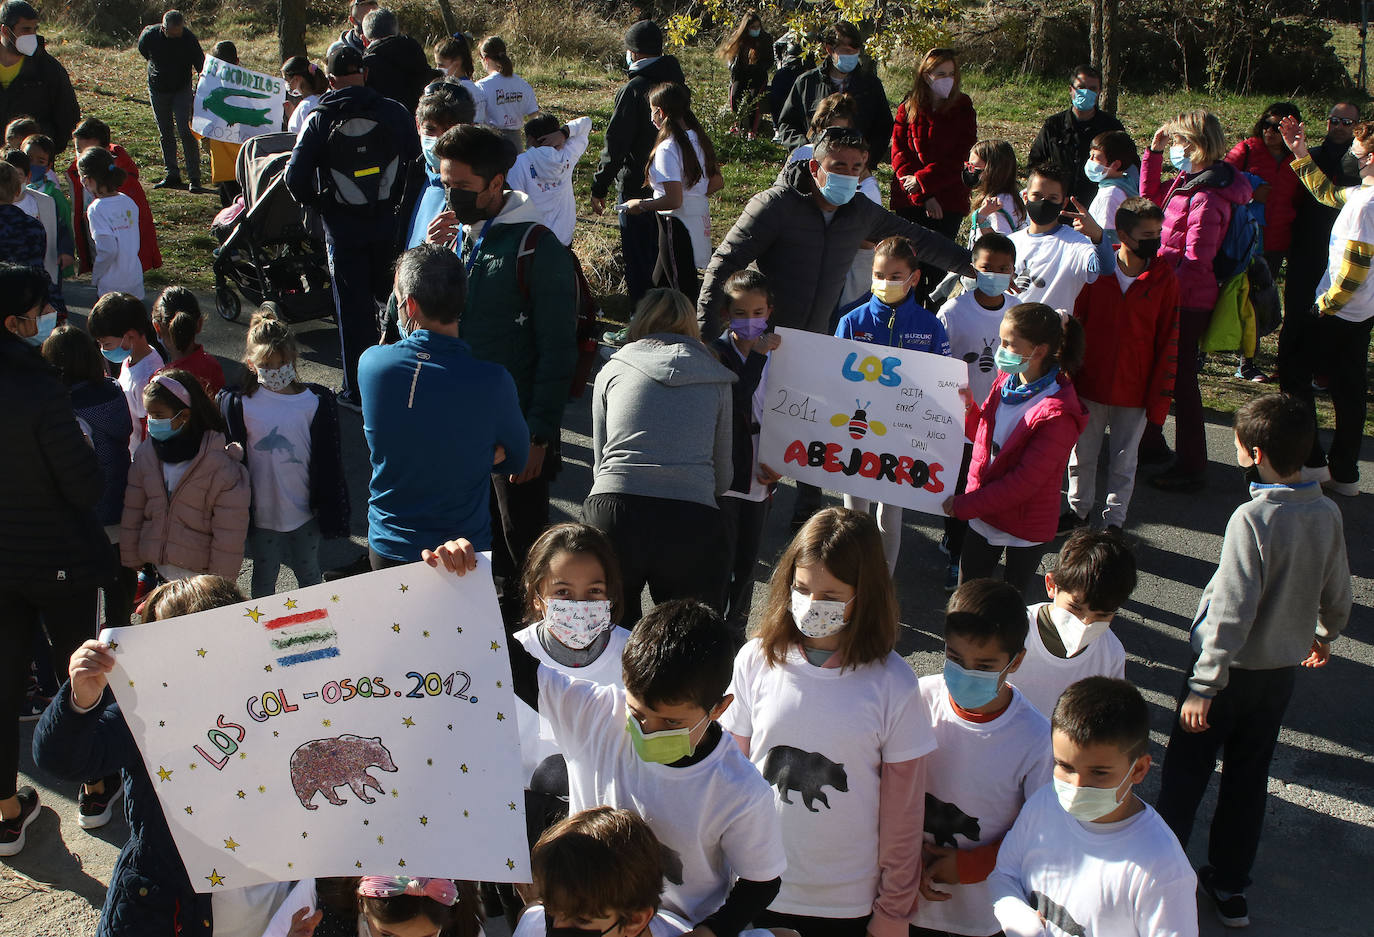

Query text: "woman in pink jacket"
[944, 302, 1089, 598]
[120, 370, 250, 583]
[1140, 109, 1253, 492]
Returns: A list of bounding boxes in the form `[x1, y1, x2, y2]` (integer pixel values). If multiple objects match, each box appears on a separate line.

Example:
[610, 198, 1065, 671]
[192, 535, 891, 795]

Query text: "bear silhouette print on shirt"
[762, 745, 848, 812]
[1032, 891, 1086, 937]
[925, 792, 981, 847]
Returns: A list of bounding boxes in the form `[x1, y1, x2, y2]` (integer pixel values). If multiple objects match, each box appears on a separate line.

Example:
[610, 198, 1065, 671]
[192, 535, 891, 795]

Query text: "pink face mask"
[543, 598, 613, 649]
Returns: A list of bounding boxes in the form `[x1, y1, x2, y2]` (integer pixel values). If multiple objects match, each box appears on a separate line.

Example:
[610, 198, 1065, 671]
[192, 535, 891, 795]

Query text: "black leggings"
[755, 908, 871, 937]
[957, 527, 1048, 600]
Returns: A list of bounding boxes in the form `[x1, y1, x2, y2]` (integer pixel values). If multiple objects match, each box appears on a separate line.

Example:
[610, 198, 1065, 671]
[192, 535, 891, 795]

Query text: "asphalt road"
[4, 281, 1371, 937]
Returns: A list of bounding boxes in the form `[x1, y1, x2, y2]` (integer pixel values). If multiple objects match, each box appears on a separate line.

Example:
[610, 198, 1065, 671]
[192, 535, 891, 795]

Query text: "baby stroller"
[212, 132, 332, 323]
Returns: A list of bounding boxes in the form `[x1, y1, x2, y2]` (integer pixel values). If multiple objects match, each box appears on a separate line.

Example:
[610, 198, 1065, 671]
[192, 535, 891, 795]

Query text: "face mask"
[28, 165, 45, 184]
[943, 658, 1011, 710]
[1341, 149, 1363, 179]
[1026, 198, 1063, 226]
[1054, 771, 1132, 822]
[1128, 236, 1161, 261]
[420, 134, 440, 172]
[146, 415, 183, 441]
[625, 50, 635, 68]
[14, 33, 37, 57]
[546, 917, 621, 937]
[833, 53, 860, 74]
[965, 270, 1011, 296]
[994, 346, 1028, 374]
[22, 310, 56, 347]
[1047, 604, 1111, 657]
[101, 345, 132, 364]
[870, 276, 912, 306]
[446, 185, 486, 224]
[790, 590, 850, 638]
[543, 598, 613, 650]
[1168, 144, 1192, 173]
[257, 362, 297, 392]
[927, 75, 955, 99]
[729, 316, 769, 340]
[748, 27, 762, 37]
[815, 168, 859, 206]
[626, 711, 710, 764]
[1071, 86, 1098, 111]
[960, 166, 982, 188]
[1084, 159, 1109, 184]
[1242, 463, 1262, 486]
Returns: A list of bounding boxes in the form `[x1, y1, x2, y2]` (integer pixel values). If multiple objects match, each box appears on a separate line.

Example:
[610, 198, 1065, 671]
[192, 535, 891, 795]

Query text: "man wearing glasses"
[1286, 103, 1361, 320]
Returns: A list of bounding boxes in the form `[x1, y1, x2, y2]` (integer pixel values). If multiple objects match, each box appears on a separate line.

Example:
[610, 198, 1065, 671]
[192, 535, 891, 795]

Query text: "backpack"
[514, 223, 601, 398]
[321, 99, 401, 212]
[1211, 175, 1263, 282]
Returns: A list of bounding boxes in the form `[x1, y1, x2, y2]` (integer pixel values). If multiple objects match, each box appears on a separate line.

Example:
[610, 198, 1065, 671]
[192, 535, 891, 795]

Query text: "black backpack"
[321, 99, 401, 211]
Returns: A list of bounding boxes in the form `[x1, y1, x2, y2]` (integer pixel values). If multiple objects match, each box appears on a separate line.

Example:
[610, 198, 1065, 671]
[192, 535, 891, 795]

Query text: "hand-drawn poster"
[100, 560, 528, 892]
[191, 55, 286, 144]
[758, 327, 969, 516]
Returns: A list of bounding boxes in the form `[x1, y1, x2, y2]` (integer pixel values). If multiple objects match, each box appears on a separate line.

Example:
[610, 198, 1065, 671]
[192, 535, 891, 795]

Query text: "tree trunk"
[278, 0, 307, 61]
[1090, 0, 1104, 67]
[1102, 0, 1119, 112]
[436, 0, 459, 36]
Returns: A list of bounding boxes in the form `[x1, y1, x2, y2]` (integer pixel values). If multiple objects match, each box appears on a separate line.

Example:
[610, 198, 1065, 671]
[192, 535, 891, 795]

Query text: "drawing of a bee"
[963, 340, 996, 374]
[830, 400, 887, 440]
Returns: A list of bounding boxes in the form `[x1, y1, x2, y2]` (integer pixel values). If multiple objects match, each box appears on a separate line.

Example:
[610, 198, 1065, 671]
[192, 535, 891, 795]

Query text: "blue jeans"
[248, 519, 322, 598]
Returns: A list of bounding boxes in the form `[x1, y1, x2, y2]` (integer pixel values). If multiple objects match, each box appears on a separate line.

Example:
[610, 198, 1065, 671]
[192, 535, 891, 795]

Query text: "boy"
[1009, 164, 1109, 313]
[937, 232, 1016, 592]
[404, 84, 475, 249]
[1010, 528, 1136, 718]
[17, 135, 74, 275]
[507, 111, 594, 246]
[989, 677, 1198, 937]
[67, 117, 161, 274]
[1084, 130, 1140, 248]
[912, 579, 1051, 937]
[1156, 394, 1351, 928]
[1064, 197, 1179, 535]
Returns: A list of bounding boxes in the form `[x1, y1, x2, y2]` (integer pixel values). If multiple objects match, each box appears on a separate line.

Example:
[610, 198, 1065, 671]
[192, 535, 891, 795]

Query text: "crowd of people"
[0, 2, 1366, 937]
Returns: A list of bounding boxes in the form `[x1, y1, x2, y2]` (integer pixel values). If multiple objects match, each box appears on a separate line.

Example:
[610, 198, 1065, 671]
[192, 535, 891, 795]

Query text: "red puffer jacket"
[67, 143, 163, 274]
[1224, 136, 1300, 253]
[890, 94, 977, 219]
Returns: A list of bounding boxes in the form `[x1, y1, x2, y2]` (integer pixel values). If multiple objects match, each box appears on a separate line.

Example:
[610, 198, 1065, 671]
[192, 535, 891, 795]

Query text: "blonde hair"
[627, 288, 700, 342]
[143, 575, 245, 621]
[1168, 108, 1227, 168]
[243, 304, 300, 395]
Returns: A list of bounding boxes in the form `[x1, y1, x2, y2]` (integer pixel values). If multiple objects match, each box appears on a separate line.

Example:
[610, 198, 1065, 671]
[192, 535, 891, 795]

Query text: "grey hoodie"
[590, 333, 737, 507]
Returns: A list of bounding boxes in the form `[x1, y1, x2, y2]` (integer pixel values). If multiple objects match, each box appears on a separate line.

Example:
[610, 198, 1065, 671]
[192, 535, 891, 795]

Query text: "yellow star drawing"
[455, 626, 463, 633]
[156, 766, 173, 782]
[284, 598, 299, 610]
[496, 712, 506, 722]
[419, 816, 428, 826]
[391, 623, 401, 633]
[128, 680, 135, 687]
[508, 802, 517, 811]
[426, 758, 433, 766]
[422, 630, 430, 637]
[490, 641, 500, 651]
[497, 680, 504, 688]
[506, 858, 516, 870]
[205, 869, 225, 887]
[107, 641, 118, 651]
[377, 835, 385, 844]
[258, 785, 266, 793]
[322, 719, 331, 727]
[287, 862, 294, 869]
[188, 762, 197, 770]
[302, 831, 308, 838]
[363, 819, 369, 826]
[224, 837, 239, 852]
[355, 861, 363, 869]
[243, 607, 263, 623]
[331, 594, 340, 602]
[236, 791, 246, 799]
[158, 720, 165, 727]
[399, 583, 409, 592]
[238, 752, 247, 760]
[196, 648, 207, 658]
[402, 716, 415, 727]
[264, 664, 273, 672]
[398, 858, 406, 868]
[185, 806, 194, 815]
[463, 810, 469, 817]
[391, 789, 398, 798]
[460, 763, 468, 773]
[447, 724, 453, 731]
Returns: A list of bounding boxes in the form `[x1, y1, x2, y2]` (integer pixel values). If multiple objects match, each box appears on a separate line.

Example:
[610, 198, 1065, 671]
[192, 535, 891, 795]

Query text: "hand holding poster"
[758, 328, 969, 516]
[99, 559, 528, 892]
[192, 56, 286, 145]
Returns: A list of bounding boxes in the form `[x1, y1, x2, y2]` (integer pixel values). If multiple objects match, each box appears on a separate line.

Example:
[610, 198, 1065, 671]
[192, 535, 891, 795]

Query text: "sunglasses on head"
[1329, 116, 1357, 126]
[817, 126, 865, 144]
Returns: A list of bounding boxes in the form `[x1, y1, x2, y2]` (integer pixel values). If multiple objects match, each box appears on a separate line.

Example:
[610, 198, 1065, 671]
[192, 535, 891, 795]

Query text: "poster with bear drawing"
[100, 559, 528, 892]
[758, 328, 969, 516]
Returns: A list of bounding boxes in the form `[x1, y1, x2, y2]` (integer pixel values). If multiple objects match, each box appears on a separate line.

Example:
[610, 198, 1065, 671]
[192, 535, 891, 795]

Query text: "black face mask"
[545, 917, 622, 937]
[445, 185, 487, 224]
[150, 426, 205, 465]
[1026, 198, 1063, 226]
[1242, 464, 1262, 486]
[1131, 237, 1161, 261]
[1342, 149, 1365, 182]
[960, 166, 983, 189]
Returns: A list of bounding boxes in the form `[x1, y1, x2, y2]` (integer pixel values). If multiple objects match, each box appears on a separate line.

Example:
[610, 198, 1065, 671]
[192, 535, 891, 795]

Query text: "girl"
[945, 303, 1089, 597]
[87, 291, 164, 458]
[283, 56, 329, 135]
[78, 146, 144, 300]
[477, 36, 537, 153]
[834, 237, 952, 573]
[270, 876, 483, 937]
[152, 286, 225, 396]
[623, 83, 724, 270]
[432, 32, 489, 126]
[717, 10, 773, 139]
[220, 308, 348, 598]
[120, 369, 250, 583]
[720, 508, 934, 937]
[928, 139, 1025, 308]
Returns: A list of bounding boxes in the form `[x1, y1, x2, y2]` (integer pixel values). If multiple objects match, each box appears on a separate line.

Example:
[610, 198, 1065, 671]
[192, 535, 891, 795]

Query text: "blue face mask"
[975, 271, 1012, 296]
[994, 345, 1028, 374]
[101, 345, 132, 364]
[944, 658, 1012, 711]
[420, 134, 440, 173]
[816, 167, 859, 206]
[146, 415, 183, 441]
[28, 165, 45, 185]
[833, 53, 860, 74]
[1072, 86, 1098, 111]
[748, 27, 761, 37]
[1084, 159, 1109, 184]
[1168, 144, 1192, 173]
[22, 310, 56, 347]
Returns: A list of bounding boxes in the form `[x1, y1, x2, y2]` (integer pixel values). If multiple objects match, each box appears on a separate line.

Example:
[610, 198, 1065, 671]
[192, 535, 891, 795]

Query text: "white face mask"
[1053, 771, 1132, 821]
[14, 33, 37, 57]
[256, 362, 297, 392]
[790, 590, 851, 638]
[625, 50, 635, 68]
[542, 598, 613, 650]
[1048, 604, 1111, 657]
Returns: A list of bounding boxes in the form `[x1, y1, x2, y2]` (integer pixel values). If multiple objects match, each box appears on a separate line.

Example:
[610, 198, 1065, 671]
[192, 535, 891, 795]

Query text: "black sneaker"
[0, 786, 40, 856]
[78, 774, 123, 830]
[1057, 510, 1085, 535]
[1199, 866, 1249, 928]
[336, 390, 362, 414]
[151, 176, 184, 190]
[187, 183, 211, 194]
[18, 689, 51, 722]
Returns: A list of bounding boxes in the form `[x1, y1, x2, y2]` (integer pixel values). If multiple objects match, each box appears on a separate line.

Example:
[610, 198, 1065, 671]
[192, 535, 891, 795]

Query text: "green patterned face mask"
[626, 711, 710, 764]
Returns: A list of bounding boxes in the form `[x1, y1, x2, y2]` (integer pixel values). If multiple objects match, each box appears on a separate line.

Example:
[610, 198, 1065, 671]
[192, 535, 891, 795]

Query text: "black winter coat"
[137, 24, 205, 93]
[590, 55, 687, 202]
[362, 34, 438, 113]
[0, 39, 80, 149]
[774, 64, 893, 165]
[1028, 107, 1125, 206]
[710, 334, 771, 495]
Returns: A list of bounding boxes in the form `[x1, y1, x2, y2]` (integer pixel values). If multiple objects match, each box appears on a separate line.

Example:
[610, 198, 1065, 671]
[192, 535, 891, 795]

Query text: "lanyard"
[464, 217, 496, 275]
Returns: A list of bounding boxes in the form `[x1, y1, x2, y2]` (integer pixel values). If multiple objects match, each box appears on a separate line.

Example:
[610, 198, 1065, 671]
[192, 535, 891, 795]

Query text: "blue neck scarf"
[1000, 367, 1060, 406]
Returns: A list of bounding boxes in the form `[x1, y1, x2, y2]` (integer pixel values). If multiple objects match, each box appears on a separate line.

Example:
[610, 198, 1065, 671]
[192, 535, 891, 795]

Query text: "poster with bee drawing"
[758, 328, 969, 515]
[98, 559, 529, 892]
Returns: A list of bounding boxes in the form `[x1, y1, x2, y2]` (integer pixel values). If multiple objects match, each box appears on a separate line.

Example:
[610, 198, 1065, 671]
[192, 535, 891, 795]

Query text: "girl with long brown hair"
[716, 10, 773, 138]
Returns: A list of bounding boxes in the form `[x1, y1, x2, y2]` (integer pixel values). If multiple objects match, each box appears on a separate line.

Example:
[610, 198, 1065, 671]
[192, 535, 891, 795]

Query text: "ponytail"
[77, 146, 127, 193]
[480, 36, 513, 77]
[1004, 302, 1085, 374]
[242, 303, 300, 396]
[152, 286, 202, 357]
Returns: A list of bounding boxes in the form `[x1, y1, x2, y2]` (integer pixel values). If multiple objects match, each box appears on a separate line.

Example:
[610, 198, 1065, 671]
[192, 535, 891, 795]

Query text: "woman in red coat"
[890, 48, 976, 305]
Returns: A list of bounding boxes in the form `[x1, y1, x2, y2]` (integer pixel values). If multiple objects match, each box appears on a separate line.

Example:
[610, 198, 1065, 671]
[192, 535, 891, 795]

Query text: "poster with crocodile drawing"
[191, 56, 286, 144]
[99, 558, 528, 892]
[758, 328, 969, 516]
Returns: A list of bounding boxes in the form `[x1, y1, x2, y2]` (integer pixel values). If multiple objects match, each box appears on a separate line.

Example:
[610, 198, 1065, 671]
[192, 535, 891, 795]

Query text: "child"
[1084, 130, 1141, 248]
[965, 140, 1026, 237]
[151, 286, 224, 395]
[433, 32, 489, 126]
[835, 236, 952, 572]
[477, 36, 536, 153]
[120, 370, 250, 582]
[68, 117, 161, 275]
[282, 55, 328, 135]
[220, 308, 347, 597]
[87, 291, 164, 457]
[936, 233, 1017, 591]
[0, 159, 52, 291]
[721, 507, 934, 937]
[78, 146, 144, 299]
[269, 876, 483, 937]
[912, 578, 1052, 937]
[201, 42, 246, 206]
[1065, 197, 1178, 534]
[4, 116, 39, 151]
[1008, 164, 1108, 313]
[989, 677, 1198, 937]
[404, 84, 475, 250]
[711, 270, 782, 639]
[1156, 394, 1351, 928]
[5, 150, 69, 302]
[1011, 528, 1135, 719]
[717, 11, 773, 138]
[22, 133, 77, 274]
[507, 111, 594, 246]
[944, 303, 1089, 597]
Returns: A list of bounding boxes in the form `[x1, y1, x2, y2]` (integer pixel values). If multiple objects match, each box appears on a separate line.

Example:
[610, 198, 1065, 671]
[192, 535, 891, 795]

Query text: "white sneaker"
[1322, 477, 1360, 498]
[1300, 465, 1331, 484]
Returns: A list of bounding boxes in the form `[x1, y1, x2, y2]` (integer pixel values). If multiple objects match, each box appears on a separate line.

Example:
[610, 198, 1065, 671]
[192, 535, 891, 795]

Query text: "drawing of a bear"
[762, 745, 848, 812]
[925, 793, 980, 847]
[289, 734, 397, 810]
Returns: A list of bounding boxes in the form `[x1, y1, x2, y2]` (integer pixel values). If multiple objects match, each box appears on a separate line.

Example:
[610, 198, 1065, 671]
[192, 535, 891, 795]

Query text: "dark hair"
[162, 9, 184, 28]
[1052, 676, 1150, 760]
[644, 83, 717, 190]
[968, 139, 1024, 221]
[808, 92, 859, 140]
[1071, 63, 1102, 83]
[417, 83, 475, 128]
[1114, 196, 1163, 238]
[435, 33, 476, 78]
[1090, 130, 1139, 171]
[480, 35, 513, 77]
[873, 235, 920, 272]
[77, 146, 127, 192]
[395, 242, 467, 325]
[433, 124, 515, 185]
[523, 111, 562, 142]
[1004, 301, 1085, 373]
[1027, 162, 1067, 196]
[0, 1, 38, 28]
[21, 132, 54, 159]
[945, 578, 1029, 656]
[357, 884, 483, 937]
[1251, 101, 1302, 144]
[73, 117, 111, 147]
[0, 158, 22, 201]
[722, 268, 772, 305]
[972, 231, 1016, 262]
[0, 261, 47, 328]
[1234, 393, 1314, 477]
[521, 522, 625, 625]
[622, 599, 734, 712]
[1050, 528, 1137, 614]
[212, 40, 238, 63]
[143, 367, 226, 435]
[4, 116, 37, 144]
[533, 807, 665, 920]
[242, 305, 300, 395]
[282, 55, 328, 95]
[42, 324, 108, 385]
[87, 291, 152, 343]
[4, 146, 29, 174]
[717, 9, 768, 68]
[151, 286, 201, 357]
[823, 20, 862, 51]
[812, 125, 869, 163]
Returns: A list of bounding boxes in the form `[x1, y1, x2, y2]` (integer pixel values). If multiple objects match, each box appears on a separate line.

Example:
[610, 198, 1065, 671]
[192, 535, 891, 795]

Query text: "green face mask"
[626, 711, 711, 764]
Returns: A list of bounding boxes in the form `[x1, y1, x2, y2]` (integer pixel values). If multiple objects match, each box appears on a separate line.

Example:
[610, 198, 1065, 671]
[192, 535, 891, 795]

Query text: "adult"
[774, 20, 892, 165]
[137, 10, 205, 192]
[0, 0, 78, 151]
[1140, 109, 1252, 493]
[360, 7, 435, 114]
[327, 0, 377, 58]
[285, 44, 419, 409]
[768, 29, 813, 126]
[359, 244, 529, 568]
[1277, 115, 1374, 498]
[890, 47, 976, 306]
[0, 264, 112, 856]
[1028, 63, 1124, 206]
[1284, 103, 1360, 331]
[584, 288, 735, 626]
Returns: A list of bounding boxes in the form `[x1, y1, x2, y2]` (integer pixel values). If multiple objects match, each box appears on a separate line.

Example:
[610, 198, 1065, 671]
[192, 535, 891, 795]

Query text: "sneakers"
[1234, 360, 1269, 382]
[336, 390, 363, 414]
[602, 326, 630, 347]
[1057, 510, 1085, 535]
[1199, 866, 1250, 928]
[151, 176, 183, 190]
[78, 774, 123, 830]
[943, 561, 960, 593]
[1322, 477, 1360, 498]
[18, 690, 51, 722]
[0, 786, 40, 856]
[188, 183, 211, 195]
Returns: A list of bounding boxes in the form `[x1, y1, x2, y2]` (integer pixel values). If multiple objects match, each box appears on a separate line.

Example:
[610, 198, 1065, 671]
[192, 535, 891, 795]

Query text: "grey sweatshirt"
[590, 333, 736, 508]
[1189, 482, 1352, 696]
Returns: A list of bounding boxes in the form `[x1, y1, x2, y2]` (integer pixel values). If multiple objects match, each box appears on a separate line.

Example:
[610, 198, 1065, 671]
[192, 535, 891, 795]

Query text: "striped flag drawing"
[264, 609, 340, 667]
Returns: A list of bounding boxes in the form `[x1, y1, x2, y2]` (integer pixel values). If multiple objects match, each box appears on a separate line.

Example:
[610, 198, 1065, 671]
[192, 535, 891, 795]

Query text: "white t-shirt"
[1010, 603, 1127, 718]
[1115, 266, 1139, 293]
[1318, 179, 1374, 323]
[119, 348, 164, 459]
[969, 381, 1059, 548]
[1088, 184, 1130, 236]
[1009, 226, 1099, 315]
[539, 667, 787, 924]
[938, 289, 1010, 413]
[912, 678, 1052, 936]
[972, 191, 1026, 240]
[477, 72, 537, 130]
[719, 640, 935, 918]
[989, 785, 1198, 937]
[650, 129, 713, 268]
[212, 881, 292, 937]
[720, 338, 771, 503]
[514, 621, 629, 784]
[87, 191, 144, 299]
[242, 386, 319, 532]
[507, 116, 593, 246]
[288, 94, 320, 135]
[457, 76, 489, 126]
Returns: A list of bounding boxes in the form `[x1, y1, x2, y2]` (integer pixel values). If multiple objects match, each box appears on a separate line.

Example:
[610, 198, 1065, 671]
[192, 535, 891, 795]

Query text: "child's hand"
[69, 640, 117, 710]
[286, 908, 323, 937]
[1302, 639, 1331, 668]
[941, 495, 957, 517]
[425, 209, 462, 245]
[622, 198, 645, 215]
[1151, 126, 1171, 152]
[755, 332, 782, 353]
[977, 195, 1002, 219]
[919, 843, 959, 900]
[1179, 692, 1212, 733]
[1063, 197, 1102, 243]
[757, 462, 782, 485]
[421, 539, 478, 575]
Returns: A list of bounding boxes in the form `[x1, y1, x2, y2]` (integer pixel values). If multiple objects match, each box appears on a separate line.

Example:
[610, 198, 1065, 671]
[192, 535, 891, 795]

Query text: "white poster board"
[759, 328, 969, 515]
[191, 56, 286, 144]
[101, 560, 528, 892]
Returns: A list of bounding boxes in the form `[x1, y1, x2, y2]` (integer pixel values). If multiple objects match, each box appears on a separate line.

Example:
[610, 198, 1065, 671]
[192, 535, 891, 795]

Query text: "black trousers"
[1278, 307, 1373, 483]
[1156, 665, 1297, 894]
[755, 908, 871, 937]
[719, 495, 771, 642]
[958, 528, 1047, 600]
[942, 442, 975, 560]
[490, 444, 559, 629]
[325, 233, 395, 399]
[901, 206, 964, 309]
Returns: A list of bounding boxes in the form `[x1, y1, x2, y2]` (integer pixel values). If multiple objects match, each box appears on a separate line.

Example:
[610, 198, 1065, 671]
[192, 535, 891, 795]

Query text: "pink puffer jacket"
[121, 431, 250, 580]
[1141, 147, 1253, 310]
